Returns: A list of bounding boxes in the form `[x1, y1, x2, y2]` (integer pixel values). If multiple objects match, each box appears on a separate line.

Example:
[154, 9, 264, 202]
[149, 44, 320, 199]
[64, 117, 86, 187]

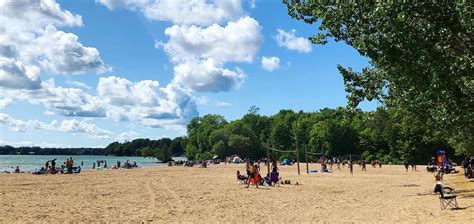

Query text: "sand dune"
[0, 164, 473, 223]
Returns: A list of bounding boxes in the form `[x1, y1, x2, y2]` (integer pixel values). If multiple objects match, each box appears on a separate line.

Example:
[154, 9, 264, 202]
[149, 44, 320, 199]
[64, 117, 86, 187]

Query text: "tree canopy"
[104, 137, 186, 162]
[182, 106, 459, 164]
[284, 1, 473, 155]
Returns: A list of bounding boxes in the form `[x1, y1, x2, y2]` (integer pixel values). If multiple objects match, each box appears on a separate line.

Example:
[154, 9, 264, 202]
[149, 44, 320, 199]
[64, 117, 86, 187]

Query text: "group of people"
[173, 160, 211, 168]
[318, 158, 373, 175]
[34, 157, 80, 175]
[239, 160, 280, 188]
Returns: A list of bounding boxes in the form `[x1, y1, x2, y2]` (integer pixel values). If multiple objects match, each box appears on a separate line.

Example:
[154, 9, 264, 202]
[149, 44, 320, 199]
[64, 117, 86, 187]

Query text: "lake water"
[0, 155, 186, 173]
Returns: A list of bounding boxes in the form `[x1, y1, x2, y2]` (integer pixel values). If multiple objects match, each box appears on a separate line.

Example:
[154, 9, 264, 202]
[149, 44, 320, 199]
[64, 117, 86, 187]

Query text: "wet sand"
[0, 163, 473, 223]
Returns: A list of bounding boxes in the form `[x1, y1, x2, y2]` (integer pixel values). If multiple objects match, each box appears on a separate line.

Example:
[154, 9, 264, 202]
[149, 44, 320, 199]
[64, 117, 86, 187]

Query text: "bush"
[197, 151, 214, 160]
[156, 147, 171, 162]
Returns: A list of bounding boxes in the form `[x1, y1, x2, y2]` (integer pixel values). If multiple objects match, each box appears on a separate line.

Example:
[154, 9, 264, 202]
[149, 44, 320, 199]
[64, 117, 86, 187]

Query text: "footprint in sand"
[146, 178, 157, 210]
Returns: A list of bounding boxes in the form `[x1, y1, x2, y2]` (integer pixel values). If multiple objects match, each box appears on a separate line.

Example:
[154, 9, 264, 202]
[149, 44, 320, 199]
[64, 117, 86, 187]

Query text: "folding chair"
[434, 184, 459, 210]
[236, 171, 248, 184]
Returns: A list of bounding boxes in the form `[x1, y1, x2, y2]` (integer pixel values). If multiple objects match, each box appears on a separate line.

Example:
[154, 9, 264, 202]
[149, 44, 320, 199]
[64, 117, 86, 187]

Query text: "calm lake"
[0, 155, 186, 173]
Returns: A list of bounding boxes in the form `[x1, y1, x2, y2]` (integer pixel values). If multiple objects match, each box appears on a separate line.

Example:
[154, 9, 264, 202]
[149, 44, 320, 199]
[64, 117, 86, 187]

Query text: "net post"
[297, 145, 300, 175]
[266, 144, 270, 176]
[305, 144, 309, 174]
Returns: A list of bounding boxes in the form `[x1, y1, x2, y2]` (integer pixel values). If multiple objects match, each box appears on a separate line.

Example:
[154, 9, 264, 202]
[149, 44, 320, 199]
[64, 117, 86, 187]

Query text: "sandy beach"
[1, 163, 473, 223]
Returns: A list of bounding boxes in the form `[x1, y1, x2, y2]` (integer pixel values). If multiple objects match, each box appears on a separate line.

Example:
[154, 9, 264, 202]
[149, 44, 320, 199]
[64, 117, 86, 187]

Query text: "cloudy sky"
[0, 0, 373, 148]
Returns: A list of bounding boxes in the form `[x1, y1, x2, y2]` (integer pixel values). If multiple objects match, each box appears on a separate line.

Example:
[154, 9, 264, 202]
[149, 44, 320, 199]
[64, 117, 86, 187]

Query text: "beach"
[0, 164, 473, 223]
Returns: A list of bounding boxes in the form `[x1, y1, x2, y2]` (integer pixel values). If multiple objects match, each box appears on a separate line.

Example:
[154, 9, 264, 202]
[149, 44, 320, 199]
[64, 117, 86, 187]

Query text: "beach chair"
[434, 183, 459, 210]
[236, 171, 248, 184]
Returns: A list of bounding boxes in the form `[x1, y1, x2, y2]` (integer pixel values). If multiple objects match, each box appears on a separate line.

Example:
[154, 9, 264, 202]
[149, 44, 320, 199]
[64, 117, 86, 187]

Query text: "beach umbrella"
[212, 155, 218, 159]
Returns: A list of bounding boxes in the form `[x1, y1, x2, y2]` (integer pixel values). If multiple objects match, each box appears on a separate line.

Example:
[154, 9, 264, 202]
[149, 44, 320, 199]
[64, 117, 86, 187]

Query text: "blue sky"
[0, 0, 375, 147]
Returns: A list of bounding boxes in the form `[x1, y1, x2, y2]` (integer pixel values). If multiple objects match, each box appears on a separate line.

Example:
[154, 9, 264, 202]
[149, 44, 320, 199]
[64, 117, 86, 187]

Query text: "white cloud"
[0, 57, 41, 90]
[44, 110, 55, 116]
[98, 76, 161, 107]
[0, 0, 109, 93]
[0, 1, 110, 119]
[216, 101, 231, 107]
[261, 56, 280, 71]
[59, 119, 112, 139]
[0, 98, 12, 108]
[0, 73, 198, 130]
[0, 0, 82, 29]
[0, 139, 66, 148]
[97, 0, 242, 26]
[98, 76, 198, 127]
[66, 80, 91, 90]
[0, 112, 111, 139]
[156, 16, 262, 92]
[0, 113, 55, 132]
[116, 131, 139, 143]
[33, 26, 110, 74]
[172, 59, 245, 92]
[158, 16, 262, 63]
[0, 0, 201, 136]
[275, 29, 312, 53]
[99, 1, 262, 93]
[0, 78, 106, 118]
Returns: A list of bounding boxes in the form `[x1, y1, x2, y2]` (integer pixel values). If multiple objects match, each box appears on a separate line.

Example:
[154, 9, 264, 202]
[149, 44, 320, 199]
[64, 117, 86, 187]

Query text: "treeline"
[184, 106, 461, 164]
[0, 145, 105, 155]
[104, 137, 185, 162]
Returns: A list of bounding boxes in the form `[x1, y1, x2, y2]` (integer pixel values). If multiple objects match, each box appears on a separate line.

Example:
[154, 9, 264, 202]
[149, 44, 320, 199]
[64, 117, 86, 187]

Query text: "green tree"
[284, 1, 473, 155]
[156, 146, 171, 162]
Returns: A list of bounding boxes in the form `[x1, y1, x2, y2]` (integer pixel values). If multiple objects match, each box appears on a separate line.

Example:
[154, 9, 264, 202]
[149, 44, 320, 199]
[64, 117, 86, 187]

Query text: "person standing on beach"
[51, 159, 56, 174]
[272, 160, 278, 173]
[93, 162, 96, 169]
[245, 161, 250, 177]
[104, 160, 107, 169]
[70, 157, 74, 174]
[66, 159, 70, 173]
[361, 160, 366, 171]
[404, 161, 409, 172]
[45, 160, 49, 173]
[349, 160, 353, 175]
[246, 161, 258, 188]
[411, 163, 416, 171]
